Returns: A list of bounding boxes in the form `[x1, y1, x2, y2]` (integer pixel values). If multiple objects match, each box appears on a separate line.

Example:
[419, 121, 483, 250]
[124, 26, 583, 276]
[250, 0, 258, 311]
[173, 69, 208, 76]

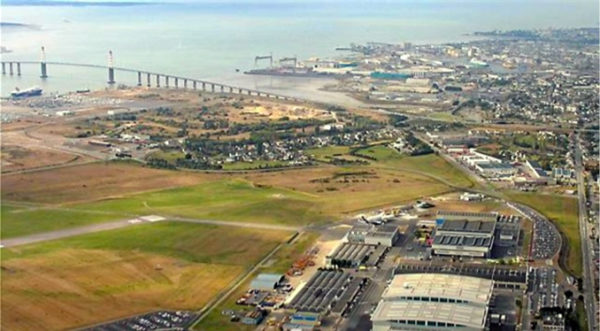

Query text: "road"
[574, 135, 597, 331]
[0, 215, 301, 248]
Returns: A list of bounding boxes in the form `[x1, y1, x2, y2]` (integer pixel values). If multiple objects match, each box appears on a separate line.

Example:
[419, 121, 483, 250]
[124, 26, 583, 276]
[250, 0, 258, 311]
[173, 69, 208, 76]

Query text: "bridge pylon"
[40, 47, 48, 78]
[107, 50, 115, 84]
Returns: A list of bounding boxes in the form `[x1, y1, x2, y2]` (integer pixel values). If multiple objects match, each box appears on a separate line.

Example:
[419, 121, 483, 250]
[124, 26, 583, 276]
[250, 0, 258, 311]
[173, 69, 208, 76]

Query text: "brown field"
[244, 166, 452, 213]
[1, 162, 226, 204]
[1, 145, 85, 172]
[1, 222, 291, 331]
[1, 249, 241, 331]
[1, 119, 97, 172]
[430, 193, 515, 214]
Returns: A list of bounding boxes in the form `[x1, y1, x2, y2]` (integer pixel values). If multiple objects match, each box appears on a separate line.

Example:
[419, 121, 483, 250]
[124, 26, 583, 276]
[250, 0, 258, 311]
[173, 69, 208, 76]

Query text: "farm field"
[506, 191, 581, 276]
[1, 222, 292, 331]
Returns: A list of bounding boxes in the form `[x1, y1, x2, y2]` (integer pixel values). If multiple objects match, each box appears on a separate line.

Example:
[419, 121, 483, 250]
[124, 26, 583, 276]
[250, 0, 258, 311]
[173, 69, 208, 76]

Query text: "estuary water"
[1, 0, 598, 98]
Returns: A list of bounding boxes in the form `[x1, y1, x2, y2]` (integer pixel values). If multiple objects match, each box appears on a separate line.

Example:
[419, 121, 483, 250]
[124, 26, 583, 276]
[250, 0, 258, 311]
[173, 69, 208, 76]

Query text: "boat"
[11, 86, 42, 98]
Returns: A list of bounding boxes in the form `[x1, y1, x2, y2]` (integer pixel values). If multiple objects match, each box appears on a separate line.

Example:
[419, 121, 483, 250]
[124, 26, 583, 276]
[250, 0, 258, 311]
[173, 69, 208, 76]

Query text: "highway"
[574, 134, 598, 331]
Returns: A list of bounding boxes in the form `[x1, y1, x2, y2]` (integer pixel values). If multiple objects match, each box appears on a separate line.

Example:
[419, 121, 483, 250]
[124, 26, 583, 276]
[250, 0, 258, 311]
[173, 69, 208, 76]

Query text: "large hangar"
[371, 273, 494, 331]
[432, 211, 497, 258]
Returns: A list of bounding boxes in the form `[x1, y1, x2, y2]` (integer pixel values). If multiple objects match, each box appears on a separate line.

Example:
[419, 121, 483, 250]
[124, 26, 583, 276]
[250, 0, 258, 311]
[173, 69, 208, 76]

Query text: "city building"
[371, 273, 494, 330]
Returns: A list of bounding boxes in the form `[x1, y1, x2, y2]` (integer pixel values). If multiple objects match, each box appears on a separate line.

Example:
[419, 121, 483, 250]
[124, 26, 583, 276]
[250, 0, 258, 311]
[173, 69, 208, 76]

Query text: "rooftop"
[433, 234, 492, 247]
[437, 210, 497, 221]
[438, 220, 496, 234]
[383, 273, 494, 305]
[373, 273, 493, 329]
[372, 300, 488, 329]
[249, 273, 284, 290]
[476, 162, 514, 169]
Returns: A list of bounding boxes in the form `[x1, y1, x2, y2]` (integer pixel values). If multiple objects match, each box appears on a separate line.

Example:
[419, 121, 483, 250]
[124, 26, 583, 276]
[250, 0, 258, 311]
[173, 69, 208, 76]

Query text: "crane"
[279, 56, 297, 70]
[254, 53, 273, 68]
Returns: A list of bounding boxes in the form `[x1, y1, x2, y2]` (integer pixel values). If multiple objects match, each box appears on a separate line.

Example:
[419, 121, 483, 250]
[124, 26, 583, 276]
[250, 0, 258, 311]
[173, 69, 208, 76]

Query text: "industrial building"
[475, 162, 517, 178]
[432, 211, 497, 258]
[287, 270, 351, 313]
[249, 273, 284, 291]
[327, 243, 375, 268]
[348, 224, 401, 247]
[436, 211, 497, 222]
[282, 312, 321, 331]
[371, 273, 494, 331]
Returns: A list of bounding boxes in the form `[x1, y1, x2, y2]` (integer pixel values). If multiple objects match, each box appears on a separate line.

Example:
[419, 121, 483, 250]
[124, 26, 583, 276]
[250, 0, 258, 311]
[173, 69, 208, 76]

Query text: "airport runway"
[0, 215, 301, 248]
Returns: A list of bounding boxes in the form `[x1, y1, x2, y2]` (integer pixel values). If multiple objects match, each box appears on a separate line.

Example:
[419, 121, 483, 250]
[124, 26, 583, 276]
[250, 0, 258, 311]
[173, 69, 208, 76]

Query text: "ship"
[11, 86, 42, 98]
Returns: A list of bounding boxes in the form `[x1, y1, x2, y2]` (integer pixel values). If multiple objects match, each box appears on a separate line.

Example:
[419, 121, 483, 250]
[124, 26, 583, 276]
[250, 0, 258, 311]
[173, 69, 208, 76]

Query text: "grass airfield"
[1, 222, 292, 330]
[1, 146, 477, 330]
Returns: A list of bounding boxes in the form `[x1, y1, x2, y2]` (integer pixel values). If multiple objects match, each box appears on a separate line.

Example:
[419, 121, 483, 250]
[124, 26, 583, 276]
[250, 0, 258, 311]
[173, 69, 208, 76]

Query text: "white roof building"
[371, 273, 493, 331]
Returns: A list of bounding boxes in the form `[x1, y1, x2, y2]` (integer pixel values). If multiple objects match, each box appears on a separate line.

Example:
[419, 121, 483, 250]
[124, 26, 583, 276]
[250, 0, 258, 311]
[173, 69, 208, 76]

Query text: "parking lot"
[510, 203, 561, 260]
[527, 267, 563, 314]
[87, 311, 196, 331]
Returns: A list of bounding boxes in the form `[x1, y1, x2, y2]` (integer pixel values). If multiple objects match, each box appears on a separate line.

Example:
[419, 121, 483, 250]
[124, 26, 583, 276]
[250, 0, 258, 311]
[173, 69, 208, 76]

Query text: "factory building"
[347, 224, 400, 247]
[364, 225, 400, 246]
[327, 243, 375, 268]
[437, 211, 497, 222]
[371, 273, 494, 331]
[287, 270, 351, 313]
[249, 273, 285, 291]
[432, 211, 497, 258]
[475, 162, 517, 178]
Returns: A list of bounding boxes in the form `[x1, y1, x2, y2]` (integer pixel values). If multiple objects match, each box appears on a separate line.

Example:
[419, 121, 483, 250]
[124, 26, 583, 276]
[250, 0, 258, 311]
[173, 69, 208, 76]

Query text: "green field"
[2, 221, 291, 263]
[222, 160, 289, 170]
[70, 179, 327, 225]
[1, 205, 128, 239]
[354, 145, 475, 188]
[506, 191, 581, 276]
[305, 145, 353, 162]
[1, 179, 327, 239]
[2, 148, 472, 240]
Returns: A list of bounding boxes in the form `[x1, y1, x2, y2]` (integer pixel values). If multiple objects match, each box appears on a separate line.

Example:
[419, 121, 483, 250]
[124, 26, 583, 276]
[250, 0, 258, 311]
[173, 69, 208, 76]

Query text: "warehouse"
[326, 243, 377, 268]
[347, 224, 401, 247]
[432, 212, 496, 258]
[287, 270, 351, 313]
[475, 162, 517, 178]
[371, 273, 494, 331]
[249, 273, 285, 291]
[364, 225, 400, 246]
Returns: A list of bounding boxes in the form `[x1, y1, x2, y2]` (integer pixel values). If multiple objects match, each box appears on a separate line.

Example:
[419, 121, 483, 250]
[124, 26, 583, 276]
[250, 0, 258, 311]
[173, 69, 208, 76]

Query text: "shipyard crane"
[254, 53, 273, 68]
[279, 56, 297, 71]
